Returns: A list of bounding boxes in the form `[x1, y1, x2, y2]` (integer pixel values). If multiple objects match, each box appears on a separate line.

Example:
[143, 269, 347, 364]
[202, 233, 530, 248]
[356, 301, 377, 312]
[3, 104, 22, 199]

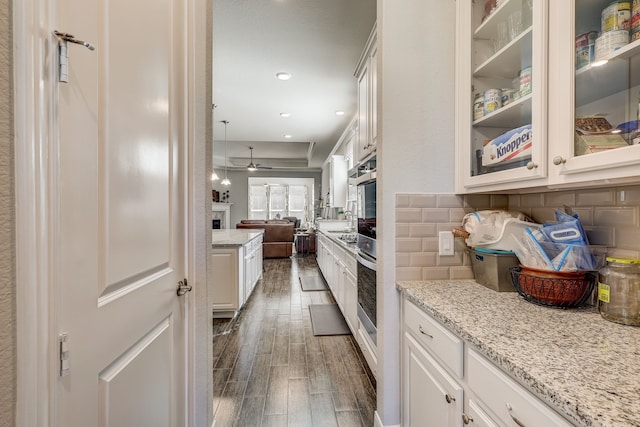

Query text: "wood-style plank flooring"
[213, 255, 377, 427]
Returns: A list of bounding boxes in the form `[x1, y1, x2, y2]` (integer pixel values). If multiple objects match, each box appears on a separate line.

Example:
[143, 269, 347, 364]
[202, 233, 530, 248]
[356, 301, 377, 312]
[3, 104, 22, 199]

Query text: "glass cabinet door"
[456, 0, 548, 191]
[549, 0, 640, 184]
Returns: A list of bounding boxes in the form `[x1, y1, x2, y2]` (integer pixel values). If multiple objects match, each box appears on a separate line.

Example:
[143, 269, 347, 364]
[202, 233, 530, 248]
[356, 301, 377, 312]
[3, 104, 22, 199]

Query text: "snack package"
[482, 124, 532, 166]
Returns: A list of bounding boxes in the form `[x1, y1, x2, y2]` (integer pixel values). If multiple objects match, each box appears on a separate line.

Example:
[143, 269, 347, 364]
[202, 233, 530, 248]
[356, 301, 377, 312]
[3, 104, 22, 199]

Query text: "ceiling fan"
[247, 146, 272, 171]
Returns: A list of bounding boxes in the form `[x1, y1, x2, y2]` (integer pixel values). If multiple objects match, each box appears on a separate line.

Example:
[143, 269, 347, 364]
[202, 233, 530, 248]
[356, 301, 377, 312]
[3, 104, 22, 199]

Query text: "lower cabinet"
[317, 233, 358, 337]
[211, 235, 262, 318]
[402, 297, 573, 427]
[403, 333, 464, 426]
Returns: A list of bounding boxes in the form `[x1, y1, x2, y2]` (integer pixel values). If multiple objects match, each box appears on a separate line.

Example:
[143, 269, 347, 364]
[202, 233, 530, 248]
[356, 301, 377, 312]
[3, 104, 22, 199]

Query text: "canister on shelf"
[594, 30, 630, 60]
[501, 88, 516, 106]
[483, 89, 502, 116]
[632, 0, 640, 40]
[576, 31, 597, 69]
[602, 1, 632, 32]
[519, 67, 532, 97]
[473, 93, 484, 121]
[598, 257, 640, 326]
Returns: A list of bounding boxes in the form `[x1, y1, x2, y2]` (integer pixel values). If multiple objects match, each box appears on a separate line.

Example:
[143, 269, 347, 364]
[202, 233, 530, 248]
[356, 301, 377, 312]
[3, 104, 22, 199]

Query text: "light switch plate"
[438, 231, 454, 256]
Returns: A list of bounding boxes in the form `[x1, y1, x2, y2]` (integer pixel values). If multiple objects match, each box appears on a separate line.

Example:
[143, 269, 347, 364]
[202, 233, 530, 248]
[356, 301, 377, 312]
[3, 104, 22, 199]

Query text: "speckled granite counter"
[317, 229, 357, 254]
[212, 229, 263, 247]
[396, 280, 640, 427]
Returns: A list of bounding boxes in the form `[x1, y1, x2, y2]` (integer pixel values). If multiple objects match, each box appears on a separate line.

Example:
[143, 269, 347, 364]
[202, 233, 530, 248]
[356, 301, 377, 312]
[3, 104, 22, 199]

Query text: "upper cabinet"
[356, 25, 378, 162]
[547, 0, 640, 185]
[456, 0, 549, 192]
[456, 0, 640, 193]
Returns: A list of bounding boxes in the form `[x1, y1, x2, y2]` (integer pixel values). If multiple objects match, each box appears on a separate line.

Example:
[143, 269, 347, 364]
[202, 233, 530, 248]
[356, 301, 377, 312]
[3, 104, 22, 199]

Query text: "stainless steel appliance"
[355, 162, 377, 346]
[356, 239, 376, 345]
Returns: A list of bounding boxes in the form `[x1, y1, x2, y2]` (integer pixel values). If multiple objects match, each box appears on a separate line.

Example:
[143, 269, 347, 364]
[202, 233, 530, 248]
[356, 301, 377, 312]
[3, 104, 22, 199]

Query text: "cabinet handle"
[525, 161, 538, 170]
[418, 325, 433, 339]
[445, 393, 455, 404]
[505, 403, 526, 427]
[462, 413, 474, 425]
[552, 156, 566, 166]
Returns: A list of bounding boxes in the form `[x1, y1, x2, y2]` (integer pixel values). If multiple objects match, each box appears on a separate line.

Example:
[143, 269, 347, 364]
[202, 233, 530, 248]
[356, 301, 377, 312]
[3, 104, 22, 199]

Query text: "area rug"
[299, 274, 328, 291]
[308, 304, 351, 336]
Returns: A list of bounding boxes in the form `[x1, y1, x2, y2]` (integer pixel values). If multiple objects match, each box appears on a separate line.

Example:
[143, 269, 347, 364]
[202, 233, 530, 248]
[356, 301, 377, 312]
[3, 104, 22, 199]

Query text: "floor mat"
[308, 304, 351, 336]
[299, 274, 328, 291]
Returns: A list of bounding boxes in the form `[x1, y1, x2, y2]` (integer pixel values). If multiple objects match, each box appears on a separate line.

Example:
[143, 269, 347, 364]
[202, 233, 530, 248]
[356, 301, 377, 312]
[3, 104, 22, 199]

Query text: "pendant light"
[220, 120, 231, 186]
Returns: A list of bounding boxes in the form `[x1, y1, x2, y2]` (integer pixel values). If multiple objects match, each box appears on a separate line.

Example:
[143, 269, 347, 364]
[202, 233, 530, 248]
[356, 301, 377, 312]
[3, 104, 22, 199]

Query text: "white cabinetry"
[211, 234, 262, 317]
[317, 233, 358, 336]
[323, 155, 348, 209]
[456, 0, 640, 193]
[402, 297, 573, 427]
[356, 25, 377, 162]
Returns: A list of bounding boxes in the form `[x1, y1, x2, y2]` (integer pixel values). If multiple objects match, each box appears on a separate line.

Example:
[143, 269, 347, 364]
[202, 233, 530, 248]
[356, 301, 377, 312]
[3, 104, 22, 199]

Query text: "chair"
[282, 216, 301, 229]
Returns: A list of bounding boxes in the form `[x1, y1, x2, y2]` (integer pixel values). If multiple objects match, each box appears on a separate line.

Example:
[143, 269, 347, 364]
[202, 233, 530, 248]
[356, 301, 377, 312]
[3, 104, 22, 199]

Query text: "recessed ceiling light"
[280, 112, 291, 118]
[284, 134, 292, 139]
[335, 111, 345, 116]
[276, 72, 291, 81]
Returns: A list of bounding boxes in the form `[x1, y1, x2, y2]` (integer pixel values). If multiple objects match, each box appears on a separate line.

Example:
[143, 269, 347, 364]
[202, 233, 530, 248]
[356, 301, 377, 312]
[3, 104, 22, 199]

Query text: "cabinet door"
[547, 0, 640, 185]
[403, 333, 464, 427]
[344, 270, 358, 335]
[464, 399, 500, 427]
[456, 0, 549, 192]
[357, 63, 370, 161]
[211, 249, 240, 311]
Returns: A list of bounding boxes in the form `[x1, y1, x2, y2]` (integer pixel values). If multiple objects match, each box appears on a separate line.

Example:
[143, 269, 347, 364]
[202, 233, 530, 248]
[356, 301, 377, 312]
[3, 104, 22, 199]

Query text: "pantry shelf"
[473, 94, 532, 128]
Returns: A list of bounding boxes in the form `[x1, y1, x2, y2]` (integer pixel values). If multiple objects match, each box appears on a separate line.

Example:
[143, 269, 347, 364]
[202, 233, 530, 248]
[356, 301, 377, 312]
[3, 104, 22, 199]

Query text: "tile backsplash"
[396, 186, 640, 281]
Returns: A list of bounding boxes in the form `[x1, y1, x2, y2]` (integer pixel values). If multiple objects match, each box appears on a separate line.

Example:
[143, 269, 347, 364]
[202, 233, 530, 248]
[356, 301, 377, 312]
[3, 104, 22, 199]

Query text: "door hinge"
[59, 332, 70, 377]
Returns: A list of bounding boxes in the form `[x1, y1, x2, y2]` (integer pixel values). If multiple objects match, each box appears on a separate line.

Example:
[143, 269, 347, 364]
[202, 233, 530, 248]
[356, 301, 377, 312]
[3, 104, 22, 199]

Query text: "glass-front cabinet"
[456, 0, 640, 193]
[456, 0, 549, 192]
[548, 0, 640, 185]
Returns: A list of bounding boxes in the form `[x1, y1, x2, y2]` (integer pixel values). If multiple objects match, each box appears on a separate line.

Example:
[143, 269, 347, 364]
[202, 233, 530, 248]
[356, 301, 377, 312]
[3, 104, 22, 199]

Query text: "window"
[248, 178, 314, 223]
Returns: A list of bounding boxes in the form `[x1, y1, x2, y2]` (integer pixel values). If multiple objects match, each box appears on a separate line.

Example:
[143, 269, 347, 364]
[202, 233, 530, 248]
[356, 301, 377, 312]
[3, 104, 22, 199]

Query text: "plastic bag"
[462, 210, 535, 250]
[512, 210, 596, 271]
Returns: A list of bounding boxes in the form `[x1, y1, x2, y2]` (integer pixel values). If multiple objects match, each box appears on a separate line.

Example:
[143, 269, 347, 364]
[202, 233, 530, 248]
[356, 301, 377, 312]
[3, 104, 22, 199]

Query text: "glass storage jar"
[598, 257, 640, 326]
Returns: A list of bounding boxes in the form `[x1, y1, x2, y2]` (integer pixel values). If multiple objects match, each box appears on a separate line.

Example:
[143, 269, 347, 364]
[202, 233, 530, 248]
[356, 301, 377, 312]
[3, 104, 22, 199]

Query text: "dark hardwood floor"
[213, 255, 377, 427]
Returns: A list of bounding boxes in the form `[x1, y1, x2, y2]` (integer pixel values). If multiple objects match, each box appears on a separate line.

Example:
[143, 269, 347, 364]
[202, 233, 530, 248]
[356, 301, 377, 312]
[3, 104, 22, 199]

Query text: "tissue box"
[470, 248, 519, 292]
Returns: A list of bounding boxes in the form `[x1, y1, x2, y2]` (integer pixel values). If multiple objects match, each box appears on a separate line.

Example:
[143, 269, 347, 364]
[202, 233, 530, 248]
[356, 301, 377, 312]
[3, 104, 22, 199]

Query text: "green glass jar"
[598, 257, 640, 326]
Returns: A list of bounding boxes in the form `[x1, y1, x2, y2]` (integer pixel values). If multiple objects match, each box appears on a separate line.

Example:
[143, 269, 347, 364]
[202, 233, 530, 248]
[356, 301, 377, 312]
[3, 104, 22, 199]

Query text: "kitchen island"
[211, 229, 264, 317]
[396, 279, 640, 427]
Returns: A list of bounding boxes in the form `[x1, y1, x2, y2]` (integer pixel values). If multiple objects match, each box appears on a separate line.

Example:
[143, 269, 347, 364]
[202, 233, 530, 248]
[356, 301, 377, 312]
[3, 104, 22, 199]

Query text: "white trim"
[15, 0, 57, 425]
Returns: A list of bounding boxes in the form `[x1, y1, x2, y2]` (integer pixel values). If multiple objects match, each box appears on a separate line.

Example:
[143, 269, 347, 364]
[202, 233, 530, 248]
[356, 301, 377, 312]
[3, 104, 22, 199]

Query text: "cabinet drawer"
[467, 349, 573, 427]
[404, 300, 463, 378]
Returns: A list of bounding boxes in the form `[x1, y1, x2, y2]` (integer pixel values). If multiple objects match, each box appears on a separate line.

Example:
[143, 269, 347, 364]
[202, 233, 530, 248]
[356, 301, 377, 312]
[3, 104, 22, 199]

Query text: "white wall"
[377, 0, 456, 425]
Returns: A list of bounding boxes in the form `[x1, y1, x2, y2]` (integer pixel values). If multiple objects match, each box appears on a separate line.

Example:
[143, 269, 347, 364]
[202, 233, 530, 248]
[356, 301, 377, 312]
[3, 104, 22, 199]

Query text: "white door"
[56, 0, 189, 425]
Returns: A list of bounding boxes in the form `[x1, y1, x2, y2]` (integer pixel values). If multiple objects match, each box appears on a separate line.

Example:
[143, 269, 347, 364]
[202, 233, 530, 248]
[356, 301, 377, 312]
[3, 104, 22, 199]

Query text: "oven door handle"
[356, 250, 377, 271]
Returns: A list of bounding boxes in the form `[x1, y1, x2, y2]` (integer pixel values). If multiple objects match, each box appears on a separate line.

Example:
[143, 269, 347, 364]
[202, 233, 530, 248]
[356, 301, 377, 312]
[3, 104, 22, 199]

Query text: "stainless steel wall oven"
[356, 170, 376, 347]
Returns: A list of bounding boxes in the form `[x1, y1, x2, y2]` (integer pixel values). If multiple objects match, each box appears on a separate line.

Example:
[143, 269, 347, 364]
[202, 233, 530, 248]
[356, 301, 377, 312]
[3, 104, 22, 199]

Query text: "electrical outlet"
[439, 231, 454, 256]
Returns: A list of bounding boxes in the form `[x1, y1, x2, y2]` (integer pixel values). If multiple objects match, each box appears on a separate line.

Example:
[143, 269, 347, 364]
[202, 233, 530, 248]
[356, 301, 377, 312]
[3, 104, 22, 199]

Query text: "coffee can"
[602, 1, 632, 32]
[483, 89, 502, 116]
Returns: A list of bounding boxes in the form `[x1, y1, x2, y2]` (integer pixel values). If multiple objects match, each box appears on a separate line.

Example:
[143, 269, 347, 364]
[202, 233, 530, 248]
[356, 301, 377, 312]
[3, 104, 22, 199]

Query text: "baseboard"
[374, 410, 399, 427]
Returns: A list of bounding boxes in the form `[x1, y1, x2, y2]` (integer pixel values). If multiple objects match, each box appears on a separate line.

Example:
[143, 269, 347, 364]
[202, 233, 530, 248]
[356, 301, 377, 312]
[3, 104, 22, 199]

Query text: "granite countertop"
[396, 280, 640, 427]
[317, 229, 357, 254]
[212, 229, 264, 247]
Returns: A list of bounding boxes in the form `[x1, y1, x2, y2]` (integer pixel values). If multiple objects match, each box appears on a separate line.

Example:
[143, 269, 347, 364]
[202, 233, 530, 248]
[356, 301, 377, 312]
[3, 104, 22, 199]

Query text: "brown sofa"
[236, 220, 294, 258]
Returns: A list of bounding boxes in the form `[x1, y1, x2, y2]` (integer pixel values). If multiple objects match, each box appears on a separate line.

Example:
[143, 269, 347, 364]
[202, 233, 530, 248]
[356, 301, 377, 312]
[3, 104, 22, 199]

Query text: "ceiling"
[212, 0, 376, 172]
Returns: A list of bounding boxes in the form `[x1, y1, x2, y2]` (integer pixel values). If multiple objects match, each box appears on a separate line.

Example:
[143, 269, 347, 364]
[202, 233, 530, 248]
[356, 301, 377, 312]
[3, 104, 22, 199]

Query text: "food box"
[482, 124, 532, 167]
[470, 248, 519, 292]
[575, 116, 629, 155]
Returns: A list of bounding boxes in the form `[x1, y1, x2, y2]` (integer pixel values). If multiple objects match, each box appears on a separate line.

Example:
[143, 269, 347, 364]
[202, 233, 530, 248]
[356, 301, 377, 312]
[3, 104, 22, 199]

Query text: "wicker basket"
[509, 266, 596, 308]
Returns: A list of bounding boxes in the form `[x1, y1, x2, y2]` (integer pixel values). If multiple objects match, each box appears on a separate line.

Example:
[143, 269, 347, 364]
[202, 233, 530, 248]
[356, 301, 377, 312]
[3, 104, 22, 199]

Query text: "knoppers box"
[482, 124, 532, 167]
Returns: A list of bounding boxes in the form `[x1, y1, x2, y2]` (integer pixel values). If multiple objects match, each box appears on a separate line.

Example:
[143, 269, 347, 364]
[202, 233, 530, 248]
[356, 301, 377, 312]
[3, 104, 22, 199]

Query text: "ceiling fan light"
[247, 164, 258, 171]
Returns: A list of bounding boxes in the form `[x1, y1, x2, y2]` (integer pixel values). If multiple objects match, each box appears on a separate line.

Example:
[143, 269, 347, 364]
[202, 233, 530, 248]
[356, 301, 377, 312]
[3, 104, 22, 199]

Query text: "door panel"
[56, 0, 188, 424]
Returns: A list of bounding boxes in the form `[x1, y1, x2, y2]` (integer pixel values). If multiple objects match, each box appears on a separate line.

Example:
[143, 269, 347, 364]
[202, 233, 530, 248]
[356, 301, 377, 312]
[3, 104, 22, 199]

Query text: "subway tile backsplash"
[396, 186, 640, 280]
